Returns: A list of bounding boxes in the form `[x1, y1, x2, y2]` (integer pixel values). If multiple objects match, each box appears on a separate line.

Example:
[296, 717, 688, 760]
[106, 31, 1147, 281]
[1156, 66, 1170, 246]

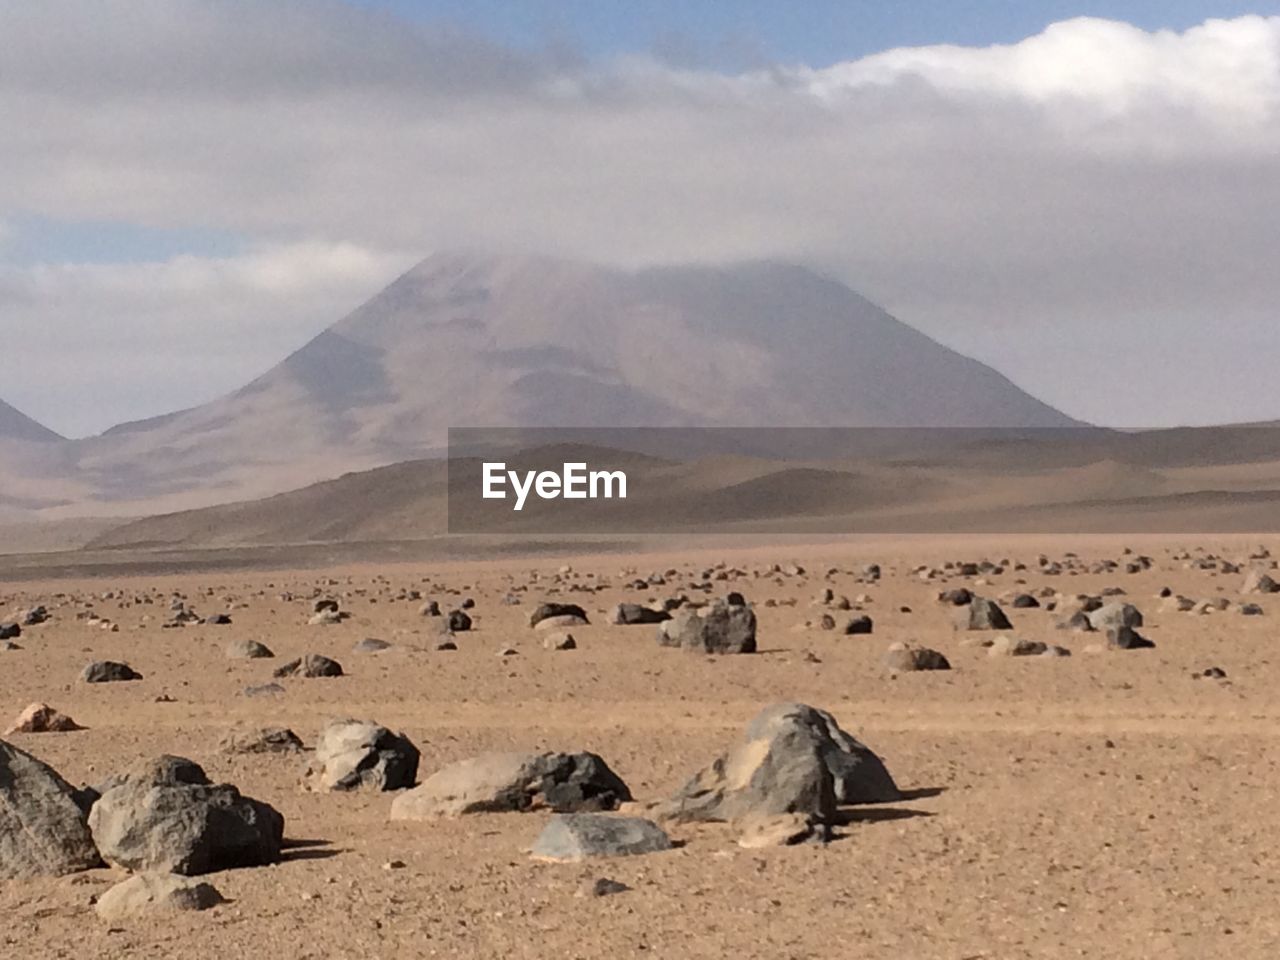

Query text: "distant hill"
[0, 397, 61, 442]
[84, 424, 1280, 549]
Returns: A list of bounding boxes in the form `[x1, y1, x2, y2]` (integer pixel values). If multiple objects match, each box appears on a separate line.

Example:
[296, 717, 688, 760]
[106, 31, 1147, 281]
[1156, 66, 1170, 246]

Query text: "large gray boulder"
[1087, 602, 1144, 632]
[390, 751, 630, 819]
[531, 814, 672, 862]
[80, 660, 142, 683]
[0, 739, 102, 879]
[1241, 570, 1280, 594]
[657, 599, 756, 654]
[654, 703, 899, 828]
[743, 703, 900, 804]
[654, 720, 834, 826]
[957, 597, 1011, 631]
[530, 603, 588, 628]
[95, 873, 225, 921]
[303, 720, 419, 792]
[88, 756, 283, 875]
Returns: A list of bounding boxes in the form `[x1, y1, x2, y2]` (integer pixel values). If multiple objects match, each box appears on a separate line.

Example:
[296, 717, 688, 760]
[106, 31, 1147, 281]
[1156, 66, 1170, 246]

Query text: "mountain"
[0, 397, 61, 442]
[16, 251, 1082, 517]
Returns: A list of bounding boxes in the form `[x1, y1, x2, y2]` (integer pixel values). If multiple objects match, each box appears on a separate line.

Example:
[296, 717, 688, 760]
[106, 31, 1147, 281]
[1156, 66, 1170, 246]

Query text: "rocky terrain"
[3, 535, 1279, 958]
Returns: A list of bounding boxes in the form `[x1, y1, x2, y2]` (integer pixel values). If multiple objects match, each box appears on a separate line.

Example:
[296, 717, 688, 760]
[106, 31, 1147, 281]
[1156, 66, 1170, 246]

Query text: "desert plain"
[3, 534, 1278, 960]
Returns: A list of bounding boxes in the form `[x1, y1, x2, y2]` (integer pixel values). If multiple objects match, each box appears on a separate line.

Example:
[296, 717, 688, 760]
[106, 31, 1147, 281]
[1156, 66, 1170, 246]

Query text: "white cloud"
[1, 3, 1279, 431]
[0, 242, 414, 435]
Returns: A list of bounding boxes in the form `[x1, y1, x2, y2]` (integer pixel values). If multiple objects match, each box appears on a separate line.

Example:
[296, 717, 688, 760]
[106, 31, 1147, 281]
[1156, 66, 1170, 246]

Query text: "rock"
[611, 603, 670, 625]
[0, 622, 19, 640]
[218, 726, 303, 755]
[654, 720, 834, 825]
[529, 603, 588, 628]
[225, 639, 274, 659]
[420, 600, 442, 617]
[958, 598, 1011, 631]
[657, 600, 756, 654]
[242, 683, 285, 698]
[1010, 593, 1041, 608]
[390, 751, 630, 819]
[883, 643, 951, 672]
[843, 615, 873, 635]
[576, 877, 631, 898]
[531, 813, 671, 862]
[88, 755, 284, 875]
[938, 588, 973, 606]
[22, 606, 49, 625]
[987, 636, 1047, 657]
[447, 610, 472, 632]
[1241, 570, 1280, 594]
[95, 873, 225, 920]
[1198, 666, 1228, 679]
[737, 812, 822, 848]
[303, 720, 419, 792]
[1106, 626, 1155, 650]
[308, 609, 343, 626]
[205, 614, 232, 626]
[80, 660, 142, 683]
[542, 631, 576, 650]
[353, 637, 392, 653]
[313, 599, 339, 614]
[435, 639, 458, 651]
[272, 654, 343, 678]
[0, 739, 102, 878]
[742, 702, 899, 805]
[1238, 602, 1265, 616]
[4, 703, 83, 735]
[1087, 602, 1143, 632]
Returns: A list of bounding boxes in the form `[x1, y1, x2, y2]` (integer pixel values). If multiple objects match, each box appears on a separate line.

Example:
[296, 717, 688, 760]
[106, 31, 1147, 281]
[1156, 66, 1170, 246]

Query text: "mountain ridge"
[6, 250, 1082, 518]
[0, 397, 63, 442]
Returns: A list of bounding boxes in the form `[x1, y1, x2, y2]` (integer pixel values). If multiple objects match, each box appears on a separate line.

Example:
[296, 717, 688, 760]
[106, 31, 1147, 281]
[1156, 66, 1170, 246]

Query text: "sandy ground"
[3, 535, 1279, 959]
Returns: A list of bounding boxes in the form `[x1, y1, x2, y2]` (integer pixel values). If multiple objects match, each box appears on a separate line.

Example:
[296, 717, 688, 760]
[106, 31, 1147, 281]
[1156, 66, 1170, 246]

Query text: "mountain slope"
[43, 251, 1080, 516]
[0, 397, 61, 442]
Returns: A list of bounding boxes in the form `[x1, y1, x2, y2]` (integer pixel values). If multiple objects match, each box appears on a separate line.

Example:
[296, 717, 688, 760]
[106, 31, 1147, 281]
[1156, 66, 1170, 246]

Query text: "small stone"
[542, 631, 576, 650]
[225, 639, 274, 659]
[576, 877, 631, 898]
[95, 873, 225, 921]
[882, 643, 951, 672]
[531, 814, 672, 862]
[4, 703, 84, 735]
[242, 683, 286, 698]
[737, 813, 822, 848]
[272, 654, 343, 678]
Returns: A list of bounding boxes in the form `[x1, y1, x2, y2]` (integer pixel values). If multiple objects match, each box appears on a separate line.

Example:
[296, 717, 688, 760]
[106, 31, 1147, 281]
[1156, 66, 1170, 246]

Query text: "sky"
[1, 0, 1279, 436]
